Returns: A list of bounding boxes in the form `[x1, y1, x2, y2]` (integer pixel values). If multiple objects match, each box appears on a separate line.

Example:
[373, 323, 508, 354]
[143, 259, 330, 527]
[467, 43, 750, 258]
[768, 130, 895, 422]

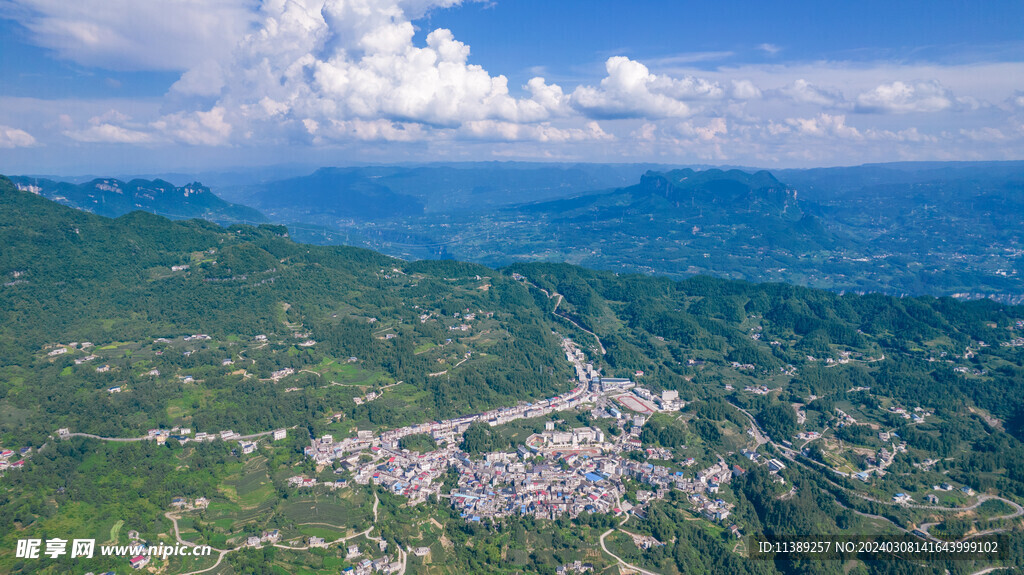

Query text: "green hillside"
[2, 176, 1023, 574]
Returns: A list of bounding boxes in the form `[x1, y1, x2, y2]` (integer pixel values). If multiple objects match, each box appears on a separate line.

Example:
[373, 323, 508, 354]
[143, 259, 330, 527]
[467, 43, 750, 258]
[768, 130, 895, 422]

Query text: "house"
[346, 544, 361, 558]
[170, 497, 187, 509]
[273, 428, 287, 441]
[261, 530, 280, 543]
[961, 486, 975, 496]
[247, 536, 261, 547]
[240, 441, 257, 454]
[893, 493, 913, 504]
[308, 536, 328, 548]
[194, 497, 210, 509]
[108, 386, 122, 393]
[767, 459, 786, 473]
[413, 547, 431, 557]
[924, 494, 939, 504]
[129, 555, 150, 569]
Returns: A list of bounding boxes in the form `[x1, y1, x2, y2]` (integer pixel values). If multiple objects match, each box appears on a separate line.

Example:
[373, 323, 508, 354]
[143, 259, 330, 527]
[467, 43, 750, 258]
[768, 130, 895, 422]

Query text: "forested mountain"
[220, 163, 656, 215]
[14, 162, 1023, 302]
[267, 162, 1023, 302]
[8, 176, 266, 225]
[0, 176, 572, 441]
[2, 176, 1024, 574]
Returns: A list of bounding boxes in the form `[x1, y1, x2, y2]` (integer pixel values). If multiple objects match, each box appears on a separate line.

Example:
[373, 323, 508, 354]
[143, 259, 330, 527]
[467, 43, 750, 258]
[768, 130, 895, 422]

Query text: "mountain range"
[6, 161, 1024, 302]
[8, 176, 266, 225]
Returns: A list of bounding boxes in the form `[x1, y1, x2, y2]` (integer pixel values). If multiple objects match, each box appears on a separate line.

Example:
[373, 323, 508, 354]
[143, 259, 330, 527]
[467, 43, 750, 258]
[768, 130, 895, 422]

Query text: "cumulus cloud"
[460, 120, 612, 143]
[863, 127, 936, 142]
[6, 0, 1021, 164]
[855, 80, 954, 113]
[731, 80, 761, 100]
[62, 110, 158, 144]
[0, 125, 37, 148]
[151, 107, 233, 145]
[65, 123, 156, 144]
[569, 56, 722, 119]
[783, 113, 861, 138]
[779, 79, 844, 107]
[675, 118, 727, 141]
[147, 0, 605, 145]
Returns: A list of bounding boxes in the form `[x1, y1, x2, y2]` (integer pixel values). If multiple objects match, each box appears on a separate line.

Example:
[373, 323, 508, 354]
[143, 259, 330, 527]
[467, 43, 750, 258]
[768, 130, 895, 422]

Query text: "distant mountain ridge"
[242, 167, 427, 221]
[7, 176, 266, 225]
[224, 164, 652, 217]
[635, 168, 799, 214]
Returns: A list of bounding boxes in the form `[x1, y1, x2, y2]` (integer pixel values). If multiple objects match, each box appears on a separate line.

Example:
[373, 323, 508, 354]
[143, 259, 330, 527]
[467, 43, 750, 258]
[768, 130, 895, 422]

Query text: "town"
[298, 337, 774, 532]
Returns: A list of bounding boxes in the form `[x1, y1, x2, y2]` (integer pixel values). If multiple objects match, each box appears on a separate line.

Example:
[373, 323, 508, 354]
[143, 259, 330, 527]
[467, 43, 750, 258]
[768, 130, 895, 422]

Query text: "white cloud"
[855, 80, 954, 113]
[150, 0, 583, 145]
[0, 125, 37, 148]
[65, 123, 156, 144]
[731, 80, 761, 100]
[863, 127, 937, 143]
[778, 79, 843, 107]
[151, 107, 233, 145]
[675, 117, 727, 141]
[4, 0, 1023, 165]
[959, 127, 1007, 142]
[460, 120, 612, 143]
[569, 56, 721, 119]
[784, 113, 861, 138]
[3, 0, 260, 71]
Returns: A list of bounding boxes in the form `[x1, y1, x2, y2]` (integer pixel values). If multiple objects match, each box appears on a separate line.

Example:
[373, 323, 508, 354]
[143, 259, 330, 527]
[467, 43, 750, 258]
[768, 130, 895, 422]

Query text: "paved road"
[530, 281, 606, 354]
[60, 425, 298, 443]
[166, 511, 231, 575]
[728, 400, 1024, 542]
[64, 432, 147, 442]
[599, 527, 663, 575]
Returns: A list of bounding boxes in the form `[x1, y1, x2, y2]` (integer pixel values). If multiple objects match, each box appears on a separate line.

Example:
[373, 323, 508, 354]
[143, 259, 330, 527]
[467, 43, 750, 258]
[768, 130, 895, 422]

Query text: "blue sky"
[1, 0, 1022, 174]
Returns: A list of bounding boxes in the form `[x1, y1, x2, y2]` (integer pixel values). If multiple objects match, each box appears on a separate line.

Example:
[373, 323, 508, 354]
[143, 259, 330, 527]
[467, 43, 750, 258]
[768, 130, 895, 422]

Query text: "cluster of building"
[447, 441, 740, 524]
[44, 341, 94, 358]
[341, 544, 402, 575]
[271, 367, 295, 381]
[353, 447, 452, 504]
[0, 445, 30, 473]
[852, 440, 908, 481]
[297, 335, 760, 536]
[557, 560, 595, 573]
[886, 405, 932, 423]
[169, 496, 210, 510]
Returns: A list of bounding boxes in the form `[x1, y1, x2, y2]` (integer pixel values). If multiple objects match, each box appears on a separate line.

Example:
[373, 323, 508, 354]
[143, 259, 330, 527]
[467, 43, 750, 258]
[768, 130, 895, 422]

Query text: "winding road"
[524, 280, 607, 354]
[60, 425, 298, 443]
[598, 515, 664, 575]
[727, 400, 1024, 545]
[165, 491, 386, 574]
